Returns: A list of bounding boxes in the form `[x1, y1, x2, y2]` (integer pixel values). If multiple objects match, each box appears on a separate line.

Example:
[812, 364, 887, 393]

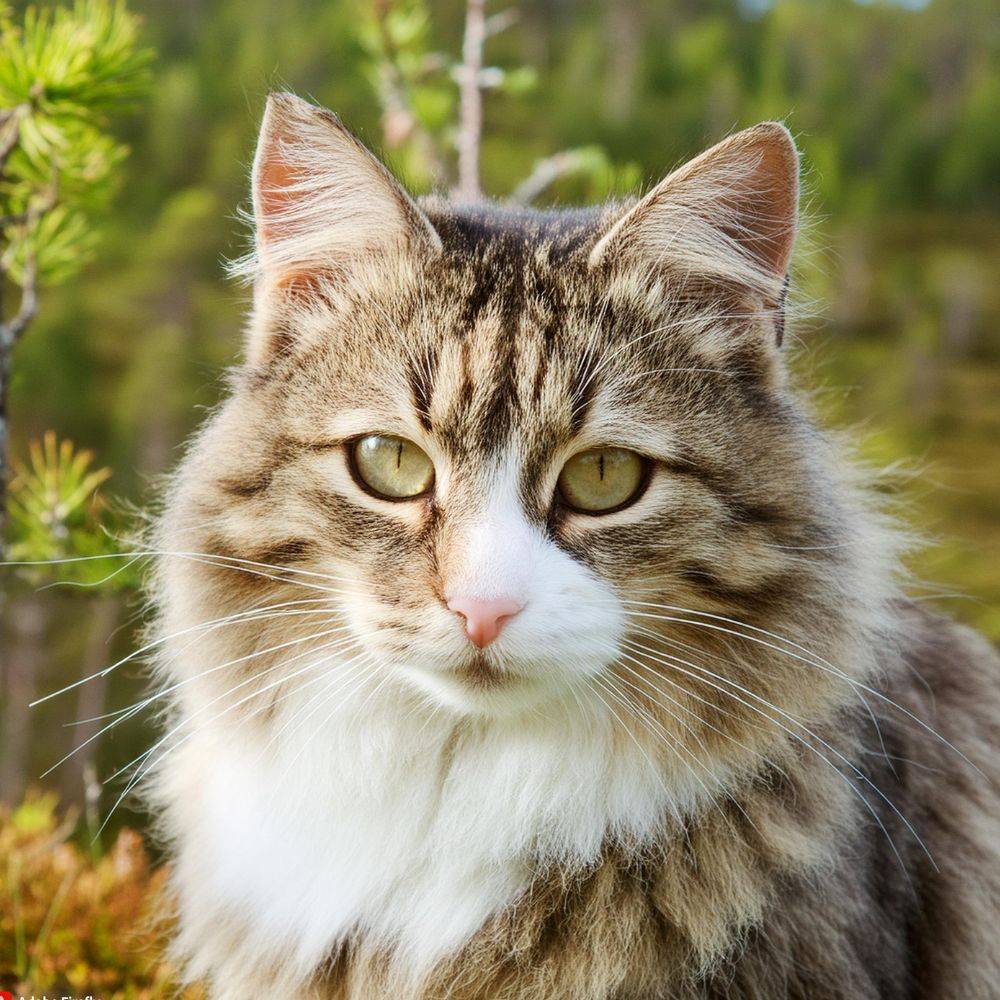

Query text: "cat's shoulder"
[894, 599, 999, 697]
[887, 599, 998, 789]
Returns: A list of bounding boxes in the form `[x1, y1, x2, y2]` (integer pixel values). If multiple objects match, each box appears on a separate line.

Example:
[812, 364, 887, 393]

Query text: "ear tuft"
[589, 122, 798, 304]
[232, 92, 440, 291]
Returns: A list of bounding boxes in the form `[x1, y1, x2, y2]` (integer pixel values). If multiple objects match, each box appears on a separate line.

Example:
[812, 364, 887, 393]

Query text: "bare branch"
[0, 180, 57, 348]
[484, 8, 518, 38]
[0, 105, 26, 172]
[2, 252, 38, 346]
[509, 150, 590, 206]
[0, 180, 57, 230]
[454, 0, 486, 203]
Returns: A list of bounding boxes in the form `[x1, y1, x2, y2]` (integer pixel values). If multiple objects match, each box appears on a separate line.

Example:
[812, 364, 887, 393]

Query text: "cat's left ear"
[241, 92, 441, 294]
[589, 123, 797, 339]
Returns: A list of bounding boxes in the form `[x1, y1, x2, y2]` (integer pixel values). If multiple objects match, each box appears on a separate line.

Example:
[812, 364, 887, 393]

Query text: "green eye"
[352, 435, 434, 500]
[557, 447, 646, 513]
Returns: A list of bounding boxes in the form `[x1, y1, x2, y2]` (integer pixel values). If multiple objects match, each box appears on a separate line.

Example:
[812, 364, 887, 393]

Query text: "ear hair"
[588, 123, 799, 308]
[229, 92, 441, 292]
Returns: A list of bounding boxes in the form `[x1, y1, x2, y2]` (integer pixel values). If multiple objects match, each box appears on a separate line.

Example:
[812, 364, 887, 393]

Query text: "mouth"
[397, 650, 550, 715]
[450, 651, 523, 690]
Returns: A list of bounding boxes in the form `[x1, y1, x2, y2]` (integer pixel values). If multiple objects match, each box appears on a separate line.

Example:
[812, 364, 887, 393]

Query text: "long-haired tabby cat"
[149, 93, 999, 999]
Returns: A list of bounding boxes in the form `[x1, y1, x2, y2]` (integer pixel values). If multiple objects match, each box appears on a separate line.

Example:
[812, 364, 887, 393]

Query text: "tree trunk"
[0, 590, 48, 803]
[60, 595, 121, 807]
[604, 0, 641, 122]
[0, 279, 9, 546]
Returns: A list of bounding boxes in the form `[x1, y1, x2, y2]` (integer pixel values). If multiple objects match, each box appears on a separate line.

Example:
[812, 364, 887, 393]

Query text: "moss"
[0, 794, 200, 999]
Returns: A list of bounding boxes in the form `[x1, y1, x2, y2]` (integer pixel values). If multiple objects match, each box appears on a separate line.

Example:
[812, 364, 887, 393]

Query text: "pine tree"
[0, 0, 151, 546]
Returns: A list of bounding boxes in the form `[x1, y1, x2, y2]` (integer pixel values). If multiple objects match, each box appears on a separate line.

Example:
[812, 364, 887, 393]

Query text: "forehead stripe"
[409, 346, 436, 431]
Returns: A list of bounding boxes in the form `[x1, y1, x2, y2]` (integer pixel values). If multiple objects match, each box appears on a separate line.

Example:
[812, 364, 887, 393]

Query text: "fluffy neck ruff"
[160, 640, 866, 997]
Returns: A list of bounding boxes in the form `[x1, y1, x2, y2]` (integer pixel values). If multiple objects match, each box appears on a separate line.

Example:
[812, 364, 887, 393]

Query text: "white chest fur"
[170, 679, 706, 982]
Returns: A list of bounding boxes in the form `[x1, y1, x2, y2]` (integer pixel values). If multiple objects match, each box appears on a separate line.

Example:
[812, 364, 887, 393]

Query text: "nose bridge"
[440, 465, 533, 602]
[460, 511, 531, 597]
[439, 462, 533, 648]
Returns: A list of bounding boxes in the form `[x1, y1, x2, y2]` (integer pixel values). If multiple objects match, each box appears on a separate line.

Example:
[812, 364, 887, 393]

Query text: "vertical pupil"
[395, 441, 403, 470]
[598, 452, 605, 481]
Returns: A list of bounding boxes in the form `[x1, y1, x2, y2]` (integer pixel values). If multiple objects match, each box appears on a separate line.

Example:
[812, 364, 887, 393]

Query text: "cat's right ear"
[236, 92, 441, 298]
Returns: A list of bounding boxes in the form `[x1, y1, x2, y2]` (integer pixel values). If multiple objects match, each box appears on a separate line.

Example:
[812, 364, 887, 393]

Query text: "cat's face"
[166, 95, 858, 730]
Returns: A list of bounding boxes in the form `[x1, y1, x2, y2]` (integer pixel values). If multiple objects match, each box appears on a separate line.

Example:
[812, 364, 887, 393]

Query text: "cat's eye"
[557, 447, 646, 514]
[351, 435, 434, 500]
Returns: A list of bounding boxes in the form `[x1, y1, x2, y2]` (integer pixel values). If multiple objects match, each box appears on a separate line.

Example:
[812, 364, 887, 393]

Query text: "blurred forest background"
[2, 0, 999, 828]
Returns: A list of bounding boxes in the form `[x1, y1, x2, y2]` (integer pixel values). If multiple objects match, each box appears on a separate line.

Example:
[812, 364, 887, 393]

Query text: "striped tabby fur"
[149, 94, 1000, 998]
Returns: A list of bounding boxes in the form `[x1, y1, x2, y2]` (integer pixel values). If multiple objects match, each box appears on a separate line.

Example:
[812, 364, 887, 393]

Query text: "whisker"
[623, 636, 933, 878]
[41, 625, 352, 779]
[613, 643, 791, 784]
[259, 650, 374, 759]
[587, 674, 684, 825]
[2, 548, 362, 588]
[31, 597, 338, 706]
[106, 637, 357, 785]
[620, 603, 981, 777]
[38, 553, 148, 590]
[625, 619, 898, 779]
[96, 643, 362, 834]
[597, 670, 754, 835]
[273, 657, 384, 786]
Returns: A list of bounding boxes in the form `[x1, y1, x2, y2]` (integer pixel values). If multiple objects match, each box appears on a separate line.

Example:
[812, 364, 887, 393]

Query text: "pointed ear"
[238, 92, 441, 293]
[589, 123, 798, 307]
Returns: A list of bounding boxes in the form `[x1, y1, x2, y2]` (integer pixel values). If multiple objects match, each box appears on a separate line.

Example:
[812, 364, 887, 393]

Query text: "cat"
[148, 92, 999, 999]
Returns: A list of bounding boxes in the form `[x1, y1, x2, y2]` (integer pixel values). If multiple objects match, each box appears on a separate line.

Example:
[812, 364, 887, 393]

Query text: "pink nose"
[447, 596, 524, 649]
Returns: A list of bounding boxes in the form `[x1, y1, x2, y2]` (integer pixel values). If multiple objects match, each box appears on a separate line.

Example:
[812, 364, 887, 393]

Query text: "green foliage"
[0, 0, 152, 285]
[0, 1, 151, 111]
[358, 0, 453, 188]
[358, 0, 640, 199]
[6, 430, 138, 588]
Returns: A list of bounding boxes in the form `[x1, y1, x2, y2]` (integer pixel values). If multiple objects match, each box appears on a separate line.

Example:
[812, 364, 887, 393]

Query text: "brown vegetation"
[0, 794, 195, 999]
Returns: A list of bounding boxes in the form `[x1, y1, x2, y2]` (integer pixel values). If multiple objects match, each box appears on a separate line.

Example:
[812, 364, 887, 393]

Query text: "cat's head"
[162, 94, 879, 730]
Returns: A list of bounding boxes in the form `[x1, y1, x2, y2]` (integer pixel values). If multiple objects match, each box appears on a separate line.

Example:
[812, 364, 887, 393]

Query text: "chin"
[397, 655, 584, 719]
